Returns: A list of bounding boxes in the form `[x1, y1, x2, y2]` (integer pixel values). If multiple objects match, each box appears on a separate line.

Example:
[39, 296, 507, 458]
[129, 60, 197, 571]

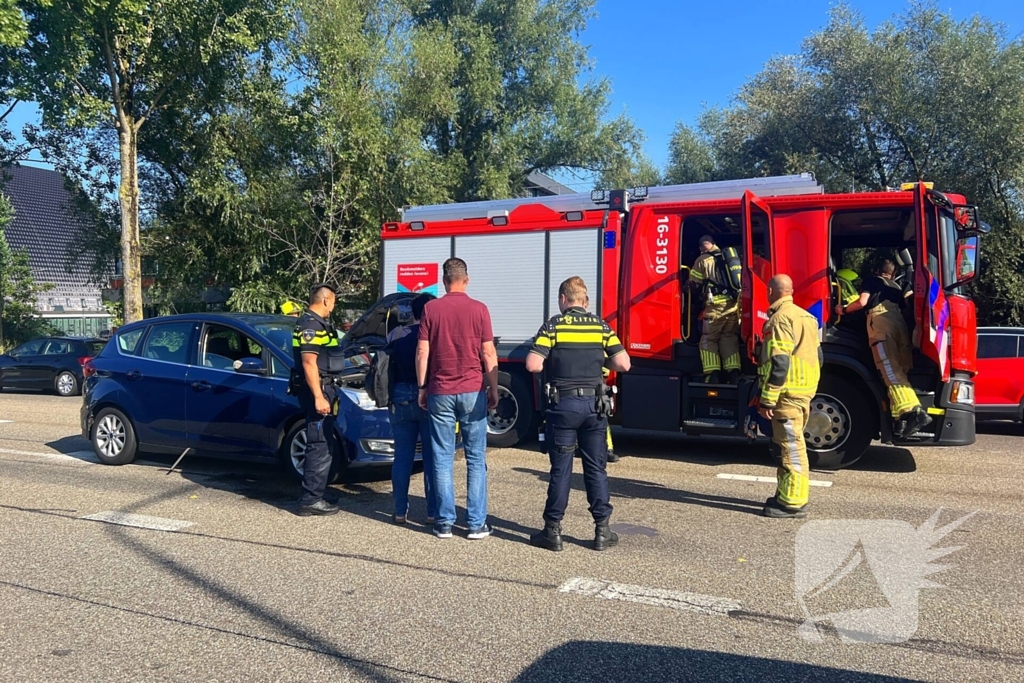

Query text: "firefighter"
[280, 300, 302, 317]
[688, 235, 741, 384]
[837, 260, 932, 439]
[526, 276, 631, 552]
[292, 284, 344, 516]
[836, 269, 861, 308]
[758, 274, 822, 519]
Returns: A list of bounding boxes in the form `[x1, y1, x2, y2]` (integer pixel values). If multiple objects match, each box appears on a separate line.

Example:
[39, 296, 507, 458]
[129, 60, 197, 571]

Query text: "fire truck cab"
[377, 174, 985, 468]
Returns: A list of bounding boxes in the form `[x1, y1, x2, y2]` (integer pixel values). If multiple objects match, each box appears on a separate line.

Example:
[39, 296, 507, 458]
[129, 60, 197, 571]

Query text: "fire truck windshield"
[939, 208, 976, 289]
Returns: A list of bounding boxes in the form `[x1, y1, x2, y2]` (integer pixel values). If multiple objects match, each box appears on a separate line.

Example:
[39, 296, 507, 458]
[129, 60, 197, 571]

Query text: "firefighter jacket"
[758, 296, 823, 409]
[689, 250, 734, 304]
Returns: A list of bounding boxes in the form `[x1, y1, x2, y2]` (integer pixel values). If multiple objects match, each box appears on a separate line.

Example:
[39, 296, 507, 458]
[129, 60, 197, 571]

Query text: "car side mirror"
[233, 358, 267, 375]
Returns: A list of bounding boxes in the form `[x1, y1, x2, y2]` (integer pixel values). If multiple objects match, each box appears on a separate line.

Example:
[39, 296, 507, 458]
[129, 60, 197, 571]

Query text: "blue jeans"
[429, 390, 488, 529]
[390, 383, 436, 519]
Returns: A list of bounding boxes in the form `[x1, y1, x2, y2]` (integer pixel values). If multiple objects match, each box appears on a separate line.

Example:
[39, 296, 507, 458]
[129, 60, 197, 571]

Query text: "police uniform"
[531, 308, 625, 531]
[292, 309, 341, 507]
[689, 250, 741, 380]
[855, 276, 925, 430]
[759, 295, 822, 515]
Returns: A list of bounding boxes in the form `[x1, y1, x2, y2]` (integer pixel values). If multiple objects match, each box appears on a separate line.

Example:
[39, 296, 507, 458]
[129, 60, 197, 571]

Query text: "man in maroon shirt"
[416, 258, 499, 540]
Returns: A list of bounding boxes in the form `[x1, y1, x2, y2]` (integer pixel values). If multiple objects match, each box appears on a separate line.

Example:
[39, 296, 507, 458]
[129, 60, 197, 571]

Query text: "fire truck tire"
[487, 371, 537, 448]
[805, 374, 874, 470]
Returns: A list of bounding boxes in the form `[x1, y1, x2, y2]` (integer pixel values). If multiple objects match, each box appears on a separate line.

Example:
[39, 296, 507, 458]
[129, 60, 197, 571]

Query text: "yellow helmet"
[836, 268, 859, 282]
[280, 300, 302, 316]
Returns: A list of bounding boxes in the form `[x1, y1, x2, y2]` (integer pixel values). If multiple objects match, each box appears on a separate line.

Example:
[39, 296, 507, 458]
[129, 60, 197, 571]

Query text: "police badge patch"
[301, 329, 316, 343]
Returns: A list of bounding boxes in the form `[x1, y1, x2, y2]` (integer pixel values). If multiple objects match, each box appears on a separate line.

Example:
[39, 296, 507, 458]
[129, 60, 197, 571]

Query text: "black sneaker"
[762, 497, 807, 519]
[467, 524, 492, 540]
[607, 449, 620, 463]
[530, 523, 564, 552]
[297, 499, 339, 517]
[902, 407, 933, 439]
[433, 523, 453, 539]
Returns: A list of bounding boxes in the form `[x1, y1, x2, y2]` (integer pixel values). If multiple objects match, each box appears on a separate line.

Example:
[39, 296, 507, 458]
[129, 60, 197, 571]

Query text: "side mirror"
[952, 235, 979, 287]
[233, 357, 267, 375]
[896, 247, 914, 269]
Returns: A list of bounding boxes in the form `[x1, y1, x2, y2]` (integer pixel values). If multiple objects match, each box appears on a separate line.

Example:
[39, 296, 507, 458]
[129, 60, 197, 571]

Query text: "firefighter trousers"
[867, 304, 921, 419]
[700, 299, 741, 374]
[770, 394, 811, 509]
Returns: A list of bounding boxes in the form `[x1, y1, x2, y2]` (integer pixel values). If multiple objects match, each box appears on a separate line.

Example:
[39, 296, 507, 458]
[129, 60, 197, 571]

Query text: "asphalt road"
[1, 391, 1022, 682]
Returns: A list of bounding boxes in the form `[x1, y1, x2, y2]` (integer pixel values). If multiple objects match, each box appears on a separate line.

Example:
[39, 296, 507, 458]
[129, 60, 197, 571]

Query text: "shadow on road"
[512, 641, 929, 682]
[976, 420, 1024, 437]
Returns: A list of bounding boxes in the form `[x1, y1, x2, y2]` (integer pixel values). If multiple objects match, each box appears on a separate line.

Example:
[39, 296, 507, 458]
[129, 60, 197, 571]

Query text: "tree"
[666, 3, 1024, 325]
[17, 0, 283, 323]
[0, 194, 52, 348]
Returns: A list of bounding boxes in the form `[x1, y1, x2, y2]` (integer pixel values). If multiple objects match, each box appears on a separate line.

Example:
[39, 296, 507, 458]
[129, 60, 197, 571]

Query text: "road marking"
[0, 420, 13, 424]
[79, 511, 194, 532]
[0, 447, 98, 465]
[558, 577, 741, 617]
[716, 473, 833, 488]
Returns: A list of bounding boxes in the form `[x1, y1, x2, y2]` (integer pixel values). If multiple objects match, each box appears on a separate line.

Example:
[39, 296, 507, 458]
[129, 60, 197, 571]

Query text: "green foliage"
[0, 194, 54, 346]
[666, 2, 1024, 325]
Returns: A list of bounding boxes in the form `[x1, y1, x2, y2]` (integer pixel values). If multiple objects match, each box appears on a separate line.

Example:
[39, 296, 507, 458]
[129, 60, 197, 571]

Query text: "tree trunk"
[118, 124, 143, 323]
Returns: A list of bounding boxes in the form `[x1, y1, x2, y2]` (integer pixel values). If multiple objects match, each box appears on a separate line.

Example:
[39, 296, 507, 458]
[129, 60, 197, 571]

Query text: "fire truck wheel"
[487, 371, 536, 448]
[805, 374, 874, 470]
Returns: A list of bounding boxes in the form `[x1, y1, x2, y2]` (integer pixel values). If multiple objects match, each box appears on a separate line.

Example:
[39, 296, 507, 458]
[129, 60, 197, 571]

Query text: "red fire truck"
[372, 174, 985, 468]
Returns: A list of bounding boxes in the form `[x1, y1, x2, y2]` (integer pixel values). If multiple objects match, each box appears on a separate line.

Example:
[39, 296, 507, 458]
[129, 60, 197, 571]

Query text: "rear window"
[978, 334, 1019, 359]
[141, 323, 194, 365]
[85, 341, 107, 355]
[117, 329, 146, 355]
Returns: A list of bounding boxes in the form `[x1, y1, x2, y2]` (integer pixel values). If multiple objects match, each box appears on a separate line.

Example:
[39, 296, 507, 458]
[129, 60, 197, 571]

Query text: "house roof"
[1, 163, 108, 313]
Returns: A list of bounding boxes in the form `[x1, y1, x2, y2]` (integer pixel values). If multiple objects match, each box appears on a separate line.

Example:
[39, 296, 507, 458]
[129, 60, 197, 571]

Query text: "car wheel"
[279, 420, 348, 484]
[55, 371, 79, 397]
[805, 374, 874, 470]
[91, 407, 138, 465]
[487, 371, 537, 448]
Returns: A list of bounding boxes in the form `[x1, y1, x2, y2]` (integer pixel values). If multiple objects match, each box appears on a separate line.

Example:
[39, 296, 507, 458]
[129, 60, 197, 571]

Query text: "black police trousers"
[543, 395, 612, 524]
[298, 385, 338, 506]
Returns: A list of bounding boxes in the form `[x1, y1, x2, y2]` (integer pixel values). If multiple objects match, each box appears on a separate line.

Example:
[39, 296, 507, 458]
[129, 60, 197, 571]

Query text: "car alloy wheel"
[95, 414, 127, 459]
[56, 371, 77, 396]
[290, 427, 307, 476]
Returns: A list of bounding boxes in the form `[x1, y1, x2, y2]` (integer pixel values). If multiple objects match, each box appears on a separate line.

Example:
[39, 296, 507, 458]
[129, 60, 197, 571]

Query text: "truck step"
[683, 418, 739, 429]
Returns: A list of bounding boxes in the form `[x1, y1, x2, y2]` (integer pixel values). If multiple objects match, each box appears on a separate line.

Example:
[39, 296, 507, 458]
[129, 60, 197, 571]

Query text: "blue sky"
[8, 0, 1024, 178]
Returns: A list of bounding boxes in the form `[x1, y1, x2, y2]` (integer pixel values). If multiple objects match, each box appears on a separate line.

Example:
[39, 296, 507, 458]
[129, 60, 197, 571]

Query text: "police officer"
[758, 274, 822, 519]
[837, 260, 931, 439]
[292, 283, 343, 516]
[688, 235, 742, 384]
[526, 276, 631, 551]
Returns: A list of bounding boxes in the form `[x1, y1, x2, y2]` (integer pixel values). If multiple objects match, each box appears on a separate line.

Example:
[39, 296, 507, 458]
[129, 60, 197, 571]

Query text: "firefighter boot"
[704, 371, 721, 384]
[530, 522, 563, 552]
[726, 369, 741, 385]
[762, 497, 808, 519]
[594, 522, 619, 551]
[901, 407, 933, 439]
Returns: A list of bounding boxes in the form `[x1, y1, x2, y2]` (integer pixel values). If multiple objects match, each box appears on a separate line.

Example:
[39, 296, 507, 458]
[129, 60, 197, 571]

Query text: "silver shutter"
[381, 237, 451, 296]
[454, 232, 546, 343]
[548, 229, 600, 317]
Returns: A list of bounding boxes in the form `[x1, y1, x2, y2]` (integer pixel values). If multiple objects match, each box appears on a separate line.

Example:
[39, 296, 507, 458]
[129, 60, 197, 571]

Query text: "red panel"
[773, 209, 829, 327]
[948, 295, 977, 375]
[740, 192, 773, 362]
[602, 212, 622, 333]
[380, 209, 606, 239]
[621, 206, 680, 361]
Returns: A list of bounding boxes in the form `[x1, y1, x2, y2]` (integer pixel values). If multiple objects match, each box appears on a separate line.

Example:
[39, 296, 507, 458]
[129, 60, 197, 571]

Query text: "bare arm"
[415, 340, 430, 388]
[843, 292, 872, 314]
[301, 353, 324, 400]
[525, 351, 545, 374]
[481, 340, 499, 390]
[606, 351, 631, 373]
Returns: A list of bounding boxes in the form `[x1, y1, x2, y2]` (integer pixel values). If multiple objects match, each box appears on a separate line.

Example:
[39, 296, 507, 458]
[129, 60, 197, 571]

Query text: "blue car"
[80, 312, 413, 481]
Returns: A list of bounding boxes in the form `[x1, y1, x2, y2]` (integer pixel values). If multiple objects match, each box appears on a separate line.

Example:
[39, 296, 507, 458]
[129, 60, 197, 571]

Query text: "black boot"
[297, 499, 339, 517]
[594, 522, 619, 551]
[762, 497, 807, 519]
[726, 369, 741, 385]
[901, 407, 933, 439]
[530, 522, 563, 552]
[607, 449, 620, 463]
[704, 371, 721, 384]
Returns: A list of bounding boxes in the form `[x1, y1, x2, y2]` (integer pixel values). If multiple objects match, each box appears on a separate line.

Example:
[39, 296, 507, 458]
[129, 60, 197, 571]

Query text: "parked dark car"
[975, 327, 1024, 423]
[80, 313, 416, 481]
[0, 336, 107, 397]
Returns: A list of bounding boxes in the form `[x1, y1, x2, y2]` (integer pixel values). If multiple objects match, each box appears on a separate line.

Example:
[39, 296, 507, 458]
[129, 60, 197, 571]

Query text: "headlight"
[341, 388, 377, 410]
[950, 380, 974, 406]
[361, 439, 395, 455]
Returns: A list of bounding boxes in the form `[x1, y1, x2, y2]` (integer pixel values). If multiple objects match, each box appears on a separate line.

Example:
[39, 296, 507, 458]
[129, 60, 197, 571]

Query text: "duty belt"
[554, 386, 599, 397]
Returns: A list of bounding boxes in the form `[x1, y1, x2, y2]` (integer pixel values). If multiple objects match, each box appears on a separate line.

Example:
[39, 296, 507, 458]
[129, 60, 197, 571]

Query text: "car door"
[0, 339, 46, 388]
[185, 322, 285, 457]
[35, 339, 75, 389]
[126, 321, 196, 449]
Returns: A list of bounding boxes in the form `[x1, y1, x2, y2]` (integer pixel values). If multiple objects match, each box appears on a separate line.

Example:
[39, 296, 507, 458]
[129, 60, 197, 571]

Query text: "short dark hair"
[878, 260, 897, 276]
[699, 234, 715, 246]
[309, 283, 336, 304]
[443, 257, 468, 283]
[411, 292, 435, 320]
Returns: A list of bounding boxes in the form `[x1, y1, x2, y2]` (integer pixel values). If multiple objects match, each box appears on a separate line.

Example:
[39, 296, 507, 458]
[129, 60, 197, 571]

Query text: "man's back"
[419, 292, 493, 395]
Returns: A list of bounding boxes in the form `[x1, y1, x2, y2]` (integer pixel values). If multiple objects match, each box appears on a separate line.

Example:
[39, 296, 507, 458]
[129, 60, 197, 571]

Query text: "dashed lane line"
[0, 447, 98, 465]
[716, 473, 834, 487]
[558, 577, 741, 617]
[79, 511, 194, 532]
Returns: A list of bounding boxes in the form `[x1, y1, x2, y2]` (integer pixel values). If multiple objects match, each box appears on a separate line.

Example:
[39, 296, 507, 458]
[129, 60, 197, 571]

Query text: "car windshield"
[252, 322, 297, 356]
